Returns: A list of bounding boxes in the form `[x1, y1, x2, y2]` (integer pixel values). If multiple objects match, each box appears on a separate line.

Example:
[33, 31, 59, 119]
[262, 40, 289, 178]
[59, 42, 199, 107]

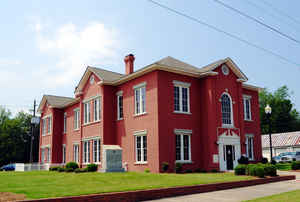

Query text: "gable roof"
[75, 56, 255, 93]
[37, 95, 79, 113]
[262, 131, 300, 148]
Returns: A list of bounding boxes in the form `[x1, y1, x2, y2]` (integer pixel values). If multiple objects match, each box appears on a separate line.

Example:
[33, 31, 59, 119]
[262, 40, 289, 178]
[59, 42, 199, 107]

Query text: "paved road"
[145, 171, 300, 202]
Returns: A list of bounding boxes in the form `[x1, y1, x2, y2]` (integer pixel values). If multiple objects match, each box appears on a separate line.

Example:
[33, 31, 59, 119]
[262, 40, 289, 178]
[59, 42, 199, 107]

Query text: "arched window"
[221, 93, 233, 125]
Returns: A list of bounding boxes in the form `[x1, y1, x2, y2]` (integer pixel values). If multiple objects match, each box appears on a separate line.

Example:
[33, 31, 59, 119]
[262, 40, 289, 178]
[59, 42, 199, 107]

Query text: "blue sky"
[0, 0, 300, 115]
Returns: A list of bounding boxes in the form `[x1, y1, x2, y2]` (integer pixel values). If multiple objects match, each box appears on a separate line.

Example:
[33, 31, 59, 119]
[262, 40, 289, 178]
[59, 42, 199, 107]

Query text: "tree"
[0, 108, 40, 166]
[259, 86, 300, 134]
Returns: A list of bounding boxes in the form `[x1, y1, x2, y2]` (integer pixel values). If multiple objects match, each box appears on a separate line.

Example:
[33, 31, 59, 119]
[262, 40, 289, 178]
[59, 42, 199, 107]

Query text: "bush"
[66, 162, 79, 170]
[247, 164, 257, 176]
[194, 168, 204, 173]
[49, 166, 60, 171]
[264, 163, 277, 176]
[210, 169, 218, 173]
[65, 167, 74, 172]
[162, 162, 169, 172]
[255, 166, 265, 178]
[74, 168, 81, 173]
[261, 157, 268, 164]
[57, 167, 65, 172]
[238, 156, 249, 165]
[291, 161, 300, 170]
[185, 169, 193, 173]
[87, 164, 98, 172]
[175, 162, 182, 173]
[234, 164, 247, 175]
[144, 168, 150, 173]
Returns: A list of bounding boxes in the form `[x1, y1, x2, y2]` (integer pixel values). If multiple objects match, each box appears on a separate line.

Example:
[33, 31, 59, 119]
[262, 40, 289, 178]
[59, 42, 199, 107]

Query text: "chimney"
[124, 54, 135, 75]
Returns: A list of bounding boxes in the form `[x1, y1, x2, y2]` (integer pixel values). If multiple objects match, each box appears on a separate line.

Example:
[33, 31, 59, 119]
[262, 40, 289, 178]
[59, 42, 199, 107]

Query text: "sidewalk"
[145, 171, 300, 202]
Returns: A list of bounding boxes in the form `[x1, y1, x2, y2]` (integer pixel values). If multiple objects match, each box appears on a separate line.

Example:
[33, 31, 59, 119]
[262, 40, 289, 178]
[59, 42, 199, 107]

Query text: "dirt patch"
[0, 192, 26, 202]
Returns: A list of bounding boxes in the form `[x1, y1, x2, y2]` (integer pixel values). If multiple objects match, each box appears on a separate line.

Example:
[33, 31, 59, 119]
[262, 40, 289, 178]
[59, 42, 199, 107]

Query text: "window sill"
[83, 120, 101, 127]
[42, 134, 51, 137]
[82, 163, 90, 165]
[173, 111, 191, 115]
[94, 162, 101, 165]
[117, 118, 123, 121]
[134, 112, 147, 117]
[134, 162, 148, 165]
[244, 119, 253, 122]
[175, 160, 193, 164]
[222, 124, 234, 128]
[74, 129, 80, 132]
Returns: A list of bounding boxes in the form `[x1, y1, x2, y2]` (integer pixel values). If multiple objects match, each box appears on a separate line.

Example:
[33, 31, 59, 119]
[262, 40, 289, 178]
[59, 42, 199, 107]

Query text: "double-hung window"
[173, 81, 191, 113]
[117, 91, 123, 120]
[47, 147, 51, 163]
[62, 145, 66, 164]
[73, 144, 79, 163]
[175, 129, 192, 162]
[83, 141, 90, 163]
[74, 108, 80, 130]
[84, 102, 91, 124]
[63, 113, 67, 133]
[41, 148, 45, 163]
[42, 118, 47, 135]
[93, 139, 101, 163]
[134, 82, 146, 115]
[243, 95, 252, 121]
[47, 116, 52, 134]
[246, 134, 254, 160]
[93, 97, 101, 122]
[134, 131, 147, 163]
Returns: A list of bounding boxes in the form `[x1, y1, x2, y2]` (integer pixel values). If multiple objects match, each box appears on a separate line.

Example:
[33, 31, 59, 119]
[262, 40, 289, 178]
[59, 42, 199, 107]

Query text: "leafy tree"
[0, 107, 40, 166]
[259, 86, 300, 134]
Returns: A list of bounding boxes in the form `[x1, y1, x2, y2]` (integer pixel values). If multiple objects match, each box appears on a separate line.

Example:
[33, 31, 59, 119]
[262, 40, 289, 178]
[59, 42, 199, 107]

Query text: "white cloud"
[35, 22, 120, 86]
[0, 59, 21, 66]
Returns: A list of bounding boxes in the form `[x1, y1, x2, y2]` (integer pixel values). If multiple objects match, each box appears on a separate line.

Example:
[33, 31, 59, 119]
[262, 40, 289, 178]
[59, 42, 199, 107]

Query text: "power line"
[243, 0, 300, 33]
[260, 0, 300, 26]
[146, 0, 300, 68]
[212, 0, 300, 45]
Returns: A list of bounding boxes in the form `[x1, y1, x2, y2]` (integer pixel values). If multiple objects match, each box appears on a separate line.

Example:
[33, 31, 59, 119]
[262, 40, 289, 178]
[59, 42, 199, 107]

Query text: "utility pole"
[29, 100, 37, 163]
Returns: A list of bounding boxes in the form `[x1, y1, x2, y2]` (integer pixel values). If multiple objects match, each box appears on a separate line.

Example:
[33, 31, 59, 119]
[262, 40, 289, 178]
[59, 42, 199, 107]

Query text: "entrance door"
[226, 145, 234, 170]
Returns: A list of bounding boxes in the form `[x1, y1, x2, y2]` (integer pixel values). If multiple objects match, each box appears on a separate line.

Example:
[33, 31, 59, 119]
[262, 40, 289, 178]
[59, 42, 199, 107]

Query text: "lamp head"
[265, 104, 272, 114]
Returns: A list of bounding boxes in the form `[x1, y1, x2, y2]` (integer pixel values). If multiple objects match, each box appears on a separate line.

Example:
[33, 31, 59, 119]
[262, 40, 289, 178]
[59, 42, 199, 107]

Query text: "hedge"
[235, 163, 277, 178]
[291, 161, 300, 170]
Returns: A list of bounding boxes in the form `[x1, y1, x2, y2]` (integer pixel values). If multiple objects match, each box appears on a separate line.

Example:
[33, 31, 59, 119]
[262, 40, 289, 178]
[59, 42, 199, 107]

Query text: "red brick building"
[38, 54, 262, 172]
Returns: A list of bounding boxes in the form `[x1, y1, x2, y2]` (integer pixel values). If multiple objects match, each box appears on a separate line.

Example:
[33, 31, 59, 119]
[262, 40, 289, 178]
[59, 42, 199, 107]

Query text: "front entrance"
[226, 145, 234, 170]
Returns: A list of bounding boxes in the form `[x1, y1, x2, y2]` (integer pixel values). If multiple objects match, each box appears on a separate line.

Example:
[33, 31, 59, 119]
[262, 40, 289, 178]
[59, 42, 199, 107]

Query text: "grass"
[244, 190, 300, 202]
[275, 163, 292, 171]
[0, 171, 254, 199]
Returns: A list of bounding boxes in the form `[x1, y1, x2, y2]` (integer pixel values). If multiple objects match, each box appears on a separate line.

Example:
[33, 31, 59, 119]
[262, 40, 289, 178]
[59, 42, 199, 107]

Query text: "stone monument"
[100, 145, 125, 172]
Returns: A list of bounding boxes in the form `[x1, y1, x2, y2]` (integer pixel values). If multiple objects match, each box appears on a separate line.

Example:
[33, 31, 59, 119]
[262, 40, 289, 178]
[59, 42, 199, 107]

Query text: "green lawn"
[0, 171, 254, 199]
[245, 190, 300, 202]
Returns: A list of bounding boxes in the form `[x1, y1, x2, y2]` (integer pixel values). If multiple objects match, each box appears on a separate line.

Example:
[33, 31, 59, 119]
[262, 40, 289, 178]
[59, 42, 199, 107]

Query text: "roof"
[37, 95, 79, 113]
[75, 56, 253, 93]
[261, 131, 300, 148]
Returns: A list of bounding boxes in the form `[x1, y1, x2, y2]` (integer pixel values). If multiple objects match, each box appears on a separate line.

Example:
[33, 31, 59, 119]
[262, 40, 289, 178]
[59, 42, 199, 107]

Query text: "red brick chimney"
[124, 54, 135, 75]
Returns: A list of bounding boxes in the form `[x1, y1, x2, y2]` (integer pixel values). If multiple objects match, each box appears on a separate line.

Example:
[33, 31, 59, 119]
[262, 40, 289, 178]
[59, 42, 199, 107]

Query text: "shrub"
[211, 169, 218, 173]
[175, 162, 182, 173]
[271, 160, 277, 165]
[234, 164, 247, 175]
[255, 166, 265, 178]
[264, 163, 277, 176]
[185, 169, 193, 173]
[144, 168, 150, 173]
[66, 162, 79, 170]
[65, 168, 74, 172]
[261, 157, 268, 164]
[162, 162, 169, 172]
[49, 166, 60, 171]
[87, 164, 98, 172]
[194, 168, 202, 173]
[247, 164, 257, 176]
[57, 167, 65, 172]
[291, 161, 300, 170]
[74, 168, 81, 173]
[238, 156, 249, 165]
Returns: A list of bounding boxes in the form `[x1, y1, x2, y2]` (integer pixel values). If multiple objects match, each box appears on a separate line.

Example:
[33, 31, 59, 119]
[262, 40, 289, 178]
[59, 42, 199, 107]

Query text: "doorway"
[226, 145, 234, 170]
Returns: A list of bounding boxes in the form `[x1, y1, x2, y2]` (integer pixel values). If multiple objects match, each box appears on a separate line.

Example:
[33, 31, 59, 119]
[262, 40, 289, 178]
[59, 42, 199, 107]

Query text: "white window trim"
[62, 144, 66, 164]
[93, 97, 101, 122]
[83, 102, 91, 125]
[117, 91, 123, 120]
[174, 129, 192, 163]
[83, 140, 90, 164]
[134, 82, 147, 116]
[173, 80, 191, 114]
[74, 108, 80, 130]
[42, 118, 47, 136]
[221, 92, 234, 128]
[47, 115, 52, 135]
[63, 112, 67, 134]
[93, 138, 101, 164]
[134, 130, 147, 164]
[243, 95, 252, 121]
[245, 134, 254, 160]
[73, 144, 79, 163]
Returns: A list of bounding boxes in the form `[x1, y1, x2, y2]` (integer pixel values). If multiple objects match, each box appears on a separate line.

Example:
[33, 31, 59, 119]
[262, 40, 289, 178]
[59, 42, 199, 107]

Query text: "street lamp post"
[265, 104, 272, 162]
